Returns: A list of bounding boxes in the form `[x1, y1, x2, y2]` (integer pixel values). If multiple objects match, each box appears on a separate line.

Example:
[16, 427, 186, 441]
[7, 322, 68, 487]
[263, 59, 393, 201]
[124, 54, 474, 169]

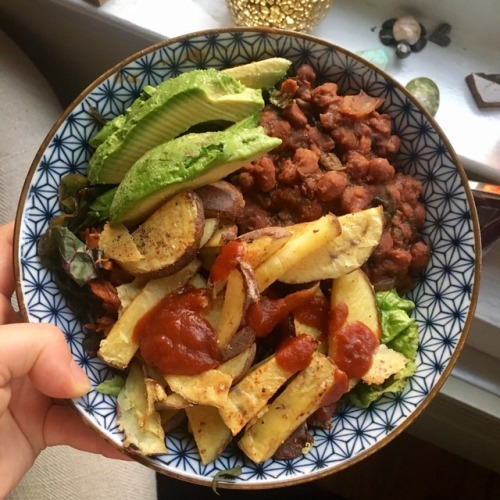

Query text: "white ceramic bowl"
[14, 28, 481, 489]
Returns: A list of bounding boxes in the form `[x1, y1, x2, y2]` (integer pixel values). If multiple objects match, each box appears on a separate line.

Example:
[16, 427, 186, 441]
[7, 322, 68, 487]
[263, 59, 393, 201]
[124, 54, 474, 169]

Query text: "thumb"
[0, 322, 91, 398]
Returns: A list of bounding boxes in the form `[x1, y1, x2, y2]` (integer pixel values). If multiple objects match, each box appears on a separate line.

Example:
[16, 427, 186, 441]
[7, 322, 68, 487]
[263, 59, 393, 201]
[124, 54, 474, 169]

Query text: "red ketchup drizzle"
[293, 293, 329, 341]
[246, 287, 317, 338]
[209, 240, 245, 283]
[133, 285, 221, 376]
[275, 334, 318, 372]
[320, 369, 350, 407]
[329, 302, 378, 379]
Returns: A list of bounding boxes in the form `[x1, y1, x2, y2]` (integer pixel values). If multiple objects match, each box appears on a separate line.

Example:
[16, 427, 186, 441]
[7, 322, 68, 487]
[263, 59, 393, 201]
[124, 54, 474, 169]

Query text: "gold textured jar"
[227, 0, 333, 32]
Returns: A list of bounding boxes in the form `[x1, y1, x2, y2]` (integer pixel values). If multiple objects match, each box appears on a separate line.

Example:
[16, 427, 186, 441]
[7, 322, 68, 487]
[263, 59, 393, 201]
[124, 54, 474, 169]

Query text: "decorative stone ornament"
[378, 16, 428, 58]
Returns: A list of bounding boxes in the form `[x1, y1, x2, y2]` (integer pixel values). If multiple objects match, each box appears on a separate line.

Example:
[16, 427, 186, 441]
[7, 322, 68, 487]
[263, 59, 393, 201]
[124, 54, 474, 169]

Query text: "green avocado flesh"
[223, 57, 292, 89]
[87, 68, 265, 185]
[109, 123, 281, 227]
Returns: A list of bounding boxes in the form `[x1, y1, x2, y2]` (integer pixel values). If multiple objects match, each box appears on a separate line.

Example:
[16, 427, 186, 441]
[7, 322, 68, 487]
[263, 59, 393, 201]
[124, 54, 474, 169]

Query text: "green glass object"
[406, 77, 440, 116]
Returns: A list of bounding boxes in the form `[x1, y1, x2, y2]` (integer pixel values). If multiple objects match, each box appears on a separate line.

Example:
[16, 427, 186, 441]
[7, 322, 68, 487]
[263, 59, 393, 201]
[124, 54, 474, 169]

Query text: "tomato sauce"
[133, 285, 221, 376]
[320, 369, 349, 407]
[293, 293, 329, 332]
[329, 302, 378, 379]
[246, 287, 317, 338]
[209, 240, 245, 284]
[276, 334, 317, 372]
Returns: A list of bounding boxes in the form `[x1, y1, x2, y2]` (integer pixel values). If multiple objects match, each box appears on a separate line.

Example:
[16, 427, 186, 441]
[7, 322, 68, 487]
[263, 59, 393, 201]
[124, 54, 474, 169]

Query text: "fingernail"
[69, 360, 92, 395]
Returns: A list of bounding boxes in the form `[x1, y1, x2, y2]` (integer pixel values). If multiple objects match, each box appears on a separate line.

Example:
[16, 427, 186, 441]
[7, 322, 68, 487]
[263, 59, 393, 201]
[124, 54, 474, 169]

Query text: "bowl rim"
[13, 26, 482, 489]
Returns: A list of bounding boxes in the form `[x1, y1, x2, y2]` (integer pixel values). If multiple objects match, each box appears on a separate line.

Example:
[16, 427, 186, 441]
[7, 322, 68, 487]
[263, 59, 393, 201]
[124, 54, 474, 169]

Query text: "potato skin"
[195, 180, 245, 221]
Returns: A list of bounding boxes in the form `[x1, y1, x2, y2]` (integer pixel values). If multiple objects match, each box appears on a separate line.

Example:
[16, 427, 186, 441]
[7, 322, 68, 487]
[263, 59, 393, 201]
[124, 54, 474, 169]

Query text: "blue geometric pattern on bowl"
[16, 29, 479, 488]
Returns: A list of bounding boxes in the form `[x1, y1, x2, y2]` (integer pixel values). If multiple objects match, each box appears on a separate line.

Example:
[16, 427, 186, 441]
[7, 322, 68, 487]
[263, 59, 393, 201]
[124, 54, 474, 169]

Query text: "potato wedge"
[164, 345, 256, 409]
[100, 190, 204, 278]
[199, 217, 220, 247]
[195, 180, 245, 221]
[216, 268, 247, 348]
[199, 222, 238, 270]
[98, 222, 143, 263]
[218, 355, 296, 436]
[238, 352, 337, 463]
[329, 268, 382, 380]
[361, 344, 408, 385]
[330, 267, 382, 342]
[144, 377, 168, 414]
[116, 276, 149, 312]
[238, 226, 292, 268]
[293, 285, 328, 355]
[157, 392, 191, 411]
[218, 343, 256, 383]
[98, 259, 200, 370]
[185, 405, 233, 465]
[219, 328, 256, 365]
[117, 361, 167, 456]
[165, 369, 232, 409]
[254, 213, 341, 291]
[202, 222, 238, 248]
[279, 206, 384, 283]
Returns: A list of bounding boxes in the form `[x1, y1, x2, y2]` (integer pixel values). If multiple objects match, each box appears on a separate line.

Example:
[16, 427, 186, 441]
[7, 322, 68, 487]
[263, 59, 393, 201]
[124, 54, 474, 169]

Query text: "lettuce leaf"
[346, 289, 419, 408]
[96, 375, 126, 397]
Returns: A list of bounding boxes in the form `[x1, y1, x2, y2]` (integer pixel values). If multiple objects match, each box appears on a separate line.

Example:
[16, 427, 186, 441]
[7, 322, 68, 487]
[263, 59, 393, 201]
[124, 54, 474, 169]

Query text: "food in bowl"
[15, 28, 478, 488]
[37, 56, 428, 465]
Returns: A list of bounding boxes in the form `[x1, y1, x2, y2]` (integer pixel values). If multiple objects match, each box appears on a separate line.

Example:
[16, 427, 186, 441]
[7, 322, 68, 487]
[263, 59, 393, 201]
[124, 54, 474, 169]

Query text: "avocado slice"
[223, 57, 292, 89]
[109, 124, 281, 227]
[87, 69, 265, 185]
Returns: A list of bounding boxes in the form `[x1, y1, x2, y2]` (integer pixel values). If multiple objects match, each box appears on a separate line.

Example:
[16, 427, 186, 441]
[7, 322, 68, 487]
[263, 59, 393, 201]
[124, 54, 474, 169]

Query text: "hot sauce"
[133, 285, 221, 376]
[209, 240, 245, 284]
[246, 287, 317, 338]
[328, 302, 378, 379]
[320, 369, 349, 407]
[293, 293, 329, 332]
[276, 334, 317, 372]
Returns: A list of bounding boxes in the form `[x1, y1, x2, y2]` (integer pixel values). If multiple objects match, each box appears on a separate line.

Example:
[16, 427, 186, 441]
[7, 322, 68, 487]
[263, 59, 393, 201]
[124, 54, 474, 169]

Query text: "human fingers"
[44, 403, 131, 461]
[0, 222, 15, 299]
[0, 322, 90, 398]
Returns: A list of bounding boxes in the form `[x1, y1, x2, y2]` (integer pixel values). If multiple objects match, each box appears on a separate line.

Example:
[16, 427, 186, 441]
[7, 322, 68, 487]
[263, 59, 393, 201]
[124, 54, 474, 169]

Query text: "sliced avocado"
[223, 57, 292, 89]
[88, 186, 117, 219]
[109, 124, 281, 227]
[87, 69, 265, 185]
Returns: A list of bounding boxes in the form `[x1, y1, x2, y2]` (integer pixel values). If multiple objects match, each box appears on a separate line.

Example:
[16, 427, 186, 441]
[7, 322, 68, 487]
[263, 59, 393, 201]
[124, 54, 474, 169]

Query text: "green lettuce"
[96, 375, 126, 397]
[346, 289, 419, 408]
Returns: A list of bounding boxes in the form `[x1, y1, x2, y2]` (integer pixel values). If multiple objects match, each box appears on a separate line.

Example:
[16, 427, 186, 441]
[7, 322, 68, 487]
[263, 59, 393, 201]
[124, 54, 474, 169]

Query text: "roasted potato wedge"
[361, 344, 408, 385]
[216, 269, 247, 348]
[219, 328, 256, 365]
[199, 222, 238, 269]
[165, 369, 232, 409]
[293, 285, 328, 355]
[254, 213, 341, 291]
[238, 226, 292, 268]
[238, 352, 337, 463]
[98, 259, 200, 370]
[199, 217, 220, 247]
[117, 361, 167, 456]
[218, 355, 297, 436]
[195, 180, 245, 221]
[186, 405, 233, 465]
[100, 190, 204, 278]
[330, 267, 382, 343]
[218, 343, 256, 384]
[279, 206, 384, 283]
